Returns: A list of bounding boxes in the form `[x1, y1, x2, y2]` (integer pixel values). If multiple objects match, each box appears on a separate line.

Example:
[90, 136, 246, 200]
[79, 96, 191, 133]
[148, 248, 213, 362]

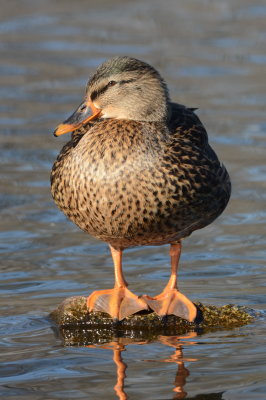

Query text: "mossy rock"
[50, 296, 255, 345]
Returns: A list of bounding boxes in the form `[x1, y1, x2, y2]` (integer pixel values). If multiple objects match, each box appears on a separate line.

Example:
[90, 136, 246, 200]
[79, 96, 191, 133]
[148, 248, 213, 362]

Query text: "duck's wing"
[168, 102, 231, 173]
[167, 102, 231, 224]
[168, 102, 209, 148]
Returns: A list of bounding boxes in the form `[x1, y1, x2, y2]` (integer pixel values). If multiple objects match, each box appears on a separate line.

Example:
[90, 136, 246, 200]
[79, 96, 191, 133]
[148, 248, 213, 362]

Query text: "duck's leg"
[142, 242, 197, 322]
[87, 245, 148, 320]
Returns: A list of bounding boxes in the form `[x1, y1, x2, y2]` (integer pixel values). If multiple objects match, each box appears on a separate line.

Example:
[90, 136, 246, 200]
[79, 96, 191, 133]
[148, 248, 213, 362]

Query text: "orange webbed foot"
[141, 289, 197, 322]
[87, 287, 149, 321]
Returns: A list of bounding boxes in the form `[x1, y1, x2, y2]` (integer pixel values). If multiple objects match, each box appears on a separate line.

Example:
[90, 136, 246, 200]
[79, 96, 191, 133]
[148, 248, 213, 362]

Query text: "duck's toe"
[87, 287, 149, 321]
[141, 289, 197, 322]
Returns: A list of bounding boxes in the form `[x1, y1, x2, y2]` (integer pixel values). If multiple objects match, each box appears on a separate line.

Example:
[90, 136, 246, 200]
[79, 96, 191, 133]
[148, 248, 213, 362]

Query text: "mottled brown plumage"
[51, 57, 231, 322]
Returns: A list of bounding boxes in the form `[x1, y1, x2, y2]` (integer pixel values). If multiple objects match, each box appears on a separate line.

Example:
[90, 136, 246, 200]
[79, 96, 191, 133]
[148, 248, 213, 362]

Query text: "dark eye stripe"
[90, 79, 136, 101]
[90, 85, 109, 102]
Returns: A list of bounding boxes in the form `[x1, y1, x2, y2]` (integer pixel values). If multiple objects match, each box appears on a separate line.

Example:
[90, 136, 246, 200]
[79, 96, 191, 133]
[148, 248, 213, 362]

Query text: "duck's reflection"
[84, 333, 197, 400]
[158, 334, 197, 399]
[113, 344, 127, 400]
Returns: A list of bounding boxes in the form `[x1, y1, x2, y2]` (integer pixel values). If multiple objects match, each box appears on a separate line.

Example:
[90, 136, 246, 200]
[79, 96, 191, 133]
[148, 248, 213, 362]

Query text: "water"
[1, 0, 266, 399]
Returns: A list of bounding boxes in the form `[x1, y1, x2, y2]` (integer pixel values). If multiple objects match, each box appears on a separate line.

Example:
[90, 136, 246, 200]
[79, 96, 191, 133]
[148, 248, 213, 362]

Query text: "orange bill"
[53, 100, 102, 137]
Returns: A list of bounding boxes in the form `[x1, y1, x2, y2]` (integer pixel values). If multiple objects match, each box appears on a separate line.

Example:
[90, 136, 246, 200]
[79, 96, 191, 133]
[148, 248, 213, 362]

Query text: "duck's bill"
[53, 100, 101, 137]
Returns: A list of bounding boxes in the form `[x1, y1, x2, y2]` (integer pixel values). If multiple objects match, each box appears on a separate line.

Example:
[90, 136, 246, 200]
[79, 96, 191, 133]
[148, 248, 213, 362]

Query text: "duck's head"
[54, 56, 170, 136]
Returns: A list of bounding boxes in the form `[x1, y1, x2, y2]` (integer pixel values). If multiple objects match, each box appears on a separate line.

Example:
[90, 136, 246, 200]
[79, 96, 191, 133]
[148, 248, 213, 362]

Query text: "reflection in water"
[85, 333, 198, 400]
[158, 334, 197, 399]
[113, 344, 127, 400]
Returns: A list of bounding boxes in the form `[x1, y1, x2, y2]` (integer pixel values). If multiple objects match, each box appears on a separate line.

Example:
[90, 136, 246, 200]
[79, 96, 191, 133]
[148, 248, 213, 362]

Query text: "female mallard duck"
[51, 56, 231, 322]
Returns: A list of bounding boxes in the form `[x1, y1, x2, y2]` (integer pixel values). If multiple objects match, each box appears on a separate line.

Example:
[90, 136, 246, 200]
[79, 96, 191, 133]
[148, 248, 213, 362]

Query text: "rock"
[50, 296, 254, 345]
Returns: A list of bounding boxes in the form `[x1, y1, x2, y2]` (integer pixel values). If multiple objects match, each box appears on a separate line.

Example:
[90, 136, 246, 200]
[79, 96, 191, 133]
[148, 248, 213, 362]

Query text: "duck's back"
[51, 104, 230, 249]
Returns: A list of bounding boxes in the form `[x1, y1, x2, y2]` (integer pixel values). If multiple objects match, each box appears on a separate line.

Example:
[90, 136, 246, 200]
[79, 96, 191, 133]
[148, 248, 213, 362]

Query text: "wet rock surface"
[51, 296, 254, 345]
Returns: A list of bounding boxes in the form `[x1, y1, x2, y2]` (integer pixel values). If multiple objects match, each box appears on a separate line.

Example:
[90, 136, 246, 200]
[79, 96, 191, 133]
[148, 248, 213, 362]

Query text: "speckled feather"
[51, 103, 231, 249]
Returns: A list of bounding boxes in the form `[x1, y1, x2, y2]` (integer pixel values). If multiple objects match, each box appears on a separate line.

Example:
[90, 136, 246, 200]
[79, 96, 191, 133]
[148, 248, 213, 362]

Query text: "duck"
[51, 56, 231, 322]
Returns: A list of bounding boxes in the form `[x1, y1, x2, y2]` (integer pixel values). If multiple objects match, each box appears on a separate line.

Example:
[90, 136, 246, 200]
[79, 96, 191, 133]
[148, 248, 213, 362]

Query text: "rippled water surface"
[1, 1, 266, 399]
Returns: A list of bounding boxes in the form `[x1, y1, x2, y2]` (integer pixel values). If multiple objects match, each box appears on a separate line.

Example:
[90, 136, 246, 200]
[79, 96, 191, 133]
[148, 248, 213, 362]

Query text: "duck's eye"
[107, 80, 116, 87]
